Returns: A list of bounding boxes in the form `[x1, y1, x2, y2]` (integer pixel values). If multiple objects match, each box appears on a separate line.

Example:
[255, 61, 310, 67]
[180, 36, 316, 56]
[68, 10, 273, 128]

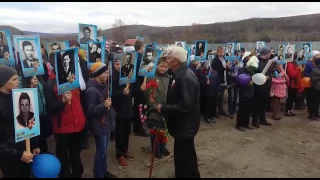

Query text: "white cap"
[190, 55, 195, 61]
[312, 50, 320, 58]
[242, 51, 251, 60]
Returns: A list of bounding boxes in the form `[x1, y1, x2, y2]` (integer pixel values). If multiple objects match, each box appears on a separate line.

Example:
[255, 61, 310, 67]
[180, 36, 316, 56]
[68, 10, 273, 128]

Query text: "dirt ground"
[2, 107, 320, 178]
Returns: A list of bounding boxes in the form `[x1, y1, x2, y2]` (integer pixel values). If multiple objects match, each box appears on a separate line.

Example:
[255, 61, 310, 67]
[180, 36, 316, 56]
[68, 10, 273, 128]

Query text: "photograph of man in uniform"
[0, 32, 9, 59]
[141, 49, 155, 72]
[57, 50, 76, 85]
[80, 26, 94, 44]
[121, 52, 134, 77]
[16, 92, 35, 130]
[285, 46, 294, 62]
[195, 42, 205, 56]
[302, 43, 311, 55]
[21, 41, 40, 69]
[49, 43, 62, 57]
[88, 43, 101, 63]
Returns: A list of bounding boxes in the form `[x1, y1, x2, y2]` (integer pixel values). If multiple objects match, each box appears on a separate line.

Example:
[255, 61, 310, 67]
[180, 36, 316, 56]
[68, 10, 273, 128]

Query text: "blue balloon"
[31, 154, 61, 178]
[237, 73, 251, 86]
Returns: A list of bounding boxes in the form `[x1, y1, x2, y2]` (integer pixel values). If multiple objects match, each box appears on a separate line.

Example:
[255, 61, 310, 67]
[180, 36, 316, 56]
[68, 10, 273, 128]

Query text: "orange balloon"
[300, 77, 311, 88]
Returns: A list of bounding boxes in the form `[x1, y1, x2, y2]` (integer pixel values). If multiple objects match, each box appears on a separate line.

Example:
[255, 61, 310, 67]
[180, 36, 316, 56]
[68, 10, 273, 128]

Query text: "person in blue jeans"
[85, 62, 117, 178]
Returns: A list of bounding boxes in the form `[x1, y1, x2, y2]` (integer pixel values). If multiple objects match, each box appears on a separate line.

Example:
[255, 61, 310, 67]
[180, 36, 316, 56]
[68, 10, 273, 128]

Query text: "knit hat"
[90, 62, 108, 78]
[258, 46, 271, 56]
[242, 51, 251, 60]
[113, 54, 122, 64]
[0, 65, 17, 87]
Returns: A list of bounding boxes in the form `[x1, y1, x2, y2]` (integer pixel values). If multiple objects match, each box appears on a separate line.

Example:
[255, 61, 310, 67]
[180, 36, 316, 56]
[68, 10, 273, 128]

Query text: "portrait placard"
[0, 30, 15, 65]
[256, 41, 266, 50]
[86, 41, 105, 69]
[54, 48, 80, 95]
[119, 52, 138, 85]
[78, 23, 98, 45]
[175, 41, 186, 48]
[136, 36, 143, 42]
[194, 40, 208, 61]
[16, 37, 44, 77]
[138, 47, 161, 79]
[12, 88, 40, 143]
[284, 45, 295, 63]
[45, 41, 70, 58]
[13, 35, 38, 65]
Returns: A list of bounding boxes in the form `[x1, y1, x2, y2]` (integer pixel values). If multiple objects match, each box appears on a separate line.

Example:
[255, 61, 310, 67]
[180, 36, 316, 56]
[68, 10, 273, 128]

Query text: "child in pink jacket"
[271, 62, 289, 120]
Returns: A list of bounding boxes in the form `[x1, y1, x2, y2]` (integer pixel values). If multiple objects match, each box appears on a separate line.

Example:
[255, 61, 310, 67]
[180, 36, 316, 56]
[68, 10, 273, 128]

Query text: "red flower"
[146, 80, 158, 89]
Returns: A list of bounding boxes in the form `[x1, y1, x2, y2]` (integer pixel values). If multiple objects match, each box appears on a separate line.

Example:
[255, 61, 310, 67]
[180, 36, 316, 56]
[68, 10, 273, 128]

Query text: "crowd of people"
[1, 37, 320, 179]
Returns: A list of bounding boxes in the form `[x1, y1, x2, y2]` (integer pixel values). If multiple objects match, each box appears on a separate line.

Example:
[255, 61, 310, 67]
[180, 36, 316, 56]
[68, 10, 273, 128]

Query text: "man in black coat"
[157, 46, 201, 178]
[121, 53, 134, 77]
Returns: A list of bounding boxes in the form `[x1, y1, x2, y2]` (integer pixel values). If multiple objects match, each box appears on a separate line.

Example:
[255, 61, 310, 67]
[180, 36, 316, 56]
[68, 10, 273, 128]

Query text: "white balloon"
[252, 73, 266, 85]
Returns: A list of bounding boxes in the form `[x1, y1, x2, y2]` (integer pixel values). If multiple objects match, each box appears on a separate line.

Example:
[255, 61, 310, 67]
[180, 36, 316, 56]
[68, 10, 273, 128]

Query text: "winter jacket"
[44, 73, 86, 134]
[199, 68, 221, 97]
[238, 67, 254, 98]
[111, 67, 133, 118]
[85, 79, 116, 136]
[310, 67, 320, 90]
[271, 69, 288, 98]
[286, 62, 301, 89]
[163, 63, 201, 139]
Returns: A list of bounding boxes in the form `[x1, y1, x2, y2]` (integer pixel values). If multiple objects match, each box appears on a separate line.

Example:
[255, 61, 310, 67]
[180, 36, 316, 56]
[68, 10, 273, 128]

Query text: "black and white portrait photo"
[195, 41, 206, 56]
[15, 92, 35, 131]
[256, 41, 265, 50]
[46, 41, 69, 57]
[0, 31, 9, 59]
[121, 52, 135, 78]
[19, 40, 40, 69]
[141, 48, 157, 73]
[88, 42, 102, 63]
[56, 49, 76, 85]
[226, 43, 234, 56]
[302, 42, 312, 55]
[175, 41, 186, 48]
[78, 24, 97, 45]
[285, 45, 295, 62]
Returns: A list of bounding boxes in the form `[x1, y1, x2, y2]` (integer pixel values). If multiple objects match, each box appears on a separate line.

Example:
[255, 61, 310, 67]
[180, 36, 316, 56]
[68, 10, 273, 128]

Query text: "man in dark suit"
[21, 41, 40, 69]
[58, 51, 75, 84]
[285, 46, 293, 60]
[121, 53, 134, 77]
[0, 32, 9, 59]
[80, 26, 93, 44]
[16, 92, 35, 130]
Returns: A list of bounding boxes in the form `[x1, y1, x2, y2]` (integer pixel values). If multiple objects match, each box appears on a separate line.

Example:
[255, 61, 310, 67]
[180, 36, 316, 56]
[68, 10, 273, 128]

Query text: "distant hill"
[1, 13, 320, 44]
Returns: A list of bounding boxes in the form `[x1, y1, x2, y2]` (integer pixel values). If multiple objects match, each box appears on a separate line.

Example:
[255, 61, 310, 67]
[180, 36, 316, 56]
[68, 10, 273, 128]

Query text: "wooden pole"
[25, 138, 31, 153]
[149, 135, 157, 178]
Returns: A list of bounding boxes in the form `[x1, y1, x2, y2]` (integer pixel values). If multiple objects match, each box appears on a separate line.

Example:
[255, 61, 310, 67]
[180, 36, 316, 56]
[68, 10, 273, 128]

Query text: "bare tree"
[112, 19, 126, 43]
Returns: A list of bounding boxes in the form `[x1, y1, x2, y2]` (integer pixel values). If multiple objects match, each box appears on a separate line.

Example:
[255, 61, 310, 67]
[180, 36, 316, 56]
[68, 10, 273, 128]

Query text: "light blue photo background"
[12, 88, 40, 143]
[302, 42, 313, 61]
[97, 36, 107, 43]
[16, 37, 44, 77]
[54, 48, 80, 95]
[0, 30, 14, 65]
[78, 23, 98, 45]
[138, 48, 161, 79]
[136, 36, 144, 42]
[194, 40, 208, 61]
[87, 41, 106, 69]
[256, 41, 266, 50]
[13, 35, 38, 65]
[45, 41, 70, 57]
[119, 52, 138, 85]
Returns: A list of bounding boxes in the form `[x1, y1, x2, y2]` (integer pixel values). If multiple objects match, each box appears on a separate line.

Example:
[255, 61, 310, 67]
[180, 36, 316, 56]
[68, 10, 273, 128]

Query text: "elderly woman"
[156, 45, 201, 178]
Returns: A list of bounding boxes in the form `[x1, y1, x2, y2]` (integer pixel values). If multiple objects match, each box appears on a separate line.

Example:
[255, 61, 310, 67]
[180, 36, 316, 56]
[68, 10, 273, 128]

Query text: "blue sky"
[1, 2, 320, 33]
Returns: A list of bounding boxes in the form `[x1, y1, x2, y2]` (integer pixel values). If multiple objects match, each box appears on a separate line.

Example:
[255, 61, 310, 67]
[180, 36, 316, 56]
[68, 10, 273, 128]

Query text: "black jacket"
[0, 92, 37, 167]
[85, 79, 116, 136]
[238, 67, 254, 98]
[132, 52, 145, 105]
[163, 63, 201, 139]
[111, 67, 133, 118]
[211, 56, 227, 85]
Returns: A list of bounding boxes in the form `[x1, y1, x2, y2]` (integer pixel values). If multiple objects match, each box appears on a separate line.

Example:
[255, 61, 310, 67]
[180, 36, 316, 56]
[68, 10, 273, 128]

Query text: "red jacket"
[286, 62, 301, 89]
[44, 73, 86, 134]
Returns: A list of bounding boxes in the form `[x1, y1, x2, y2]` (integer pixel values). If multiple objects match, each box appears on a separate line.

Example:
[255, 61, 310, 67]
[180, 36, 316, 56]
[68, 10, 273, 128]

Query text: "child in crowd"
[143, 57, 171, 159]
[112, 54, 135, 168]
[271, 61, 289, 120]
[85, 62, 116, 178]
[199, 61, 220, 124]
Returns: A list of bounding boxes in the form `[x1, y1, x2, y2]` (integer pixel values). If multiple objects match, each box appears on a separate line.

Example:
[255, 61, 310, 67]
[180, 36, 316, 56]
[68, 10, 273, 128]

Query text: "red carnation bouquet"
[139, 79, 169, 144]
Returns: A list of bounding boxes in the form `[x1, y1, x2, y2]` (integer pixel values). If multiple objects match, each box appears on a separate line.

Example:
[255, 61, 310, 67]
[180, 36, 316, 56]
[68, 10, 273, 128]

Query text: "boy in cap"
[85, 62, 117, 178]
